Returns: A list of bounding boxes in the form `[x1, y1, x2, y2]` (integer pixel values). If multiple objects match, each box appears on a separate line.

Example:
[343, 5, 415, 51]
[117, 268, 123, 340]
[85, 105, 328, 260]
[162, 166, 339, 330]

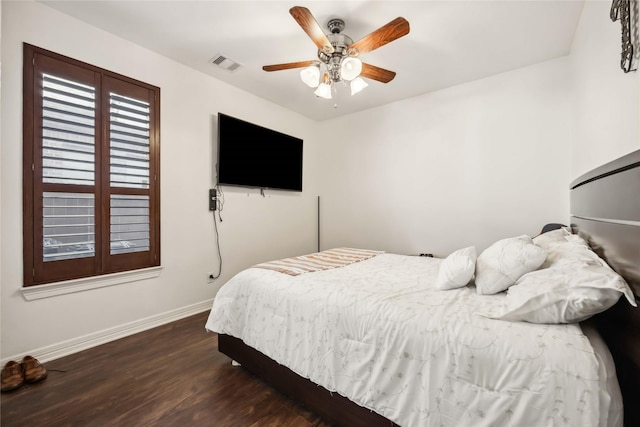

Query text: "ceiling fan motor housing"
[318, 20, 356, 82]
[327, 18, 345, 34]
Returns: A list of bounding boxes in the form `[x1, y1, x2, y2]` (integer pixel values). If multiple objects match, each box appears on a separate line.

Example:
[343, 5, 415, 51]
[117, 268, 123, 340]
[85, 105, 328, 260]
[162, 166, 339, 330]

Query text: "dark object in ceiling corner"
[610, 0, 637, 73]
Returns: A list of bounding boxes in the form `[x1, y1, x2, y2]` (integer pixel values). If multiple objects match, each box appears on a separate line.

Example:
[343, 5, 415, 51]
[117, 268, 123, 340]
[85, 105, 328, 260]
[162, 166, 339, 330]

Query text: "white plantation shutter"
[109, 93, 150, 189]
[109, 92, 152, 255]
[42, 74, 96, 186]
[43, 192, 95, 262]
[110, 195, 150, 255]
[41, 73, 97, 263]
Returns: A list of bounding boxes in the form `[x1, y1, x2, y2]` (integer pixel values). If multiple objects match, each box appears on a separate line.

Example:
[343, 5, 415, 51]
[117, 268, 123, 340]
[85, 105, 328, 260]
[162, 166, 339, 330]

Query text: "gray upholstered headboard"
[570, 149, 640, 427]
[570, 149, 640, 296]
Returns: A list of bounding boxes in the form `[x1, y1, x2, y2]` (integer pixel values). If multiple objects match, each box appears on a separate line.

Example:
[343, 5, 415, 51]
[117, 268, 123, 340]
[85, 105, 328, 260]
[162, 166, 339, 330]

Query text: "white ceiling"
[39, 1, 585, 121]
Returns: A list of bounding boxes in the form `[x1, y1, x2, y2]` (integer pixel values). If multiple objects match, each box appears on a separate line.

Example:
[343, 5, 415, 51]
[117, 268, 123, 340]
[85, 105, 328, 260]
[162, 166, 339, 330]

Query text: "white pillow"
[538, 235, 600, 269]
[475, 235, 547, 295]
[435, 246, 476, 290]
[532, 228, 571, 249]
[478, 261, 636, 323]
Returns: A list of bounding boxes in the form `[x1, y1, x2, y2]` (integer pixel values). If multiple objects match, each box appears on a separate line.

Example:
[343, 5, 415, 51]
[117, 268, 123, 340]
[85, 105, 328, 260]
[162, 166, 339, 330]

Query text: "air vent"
[209, 54, 242, 72]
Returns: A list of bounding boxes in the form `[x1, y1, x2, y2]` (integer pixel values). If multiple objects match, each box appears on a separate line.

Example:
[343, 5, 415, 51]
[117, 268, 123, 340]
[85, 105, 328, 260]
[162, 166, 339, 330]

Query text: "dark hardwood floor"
[1, 312, 331, 427]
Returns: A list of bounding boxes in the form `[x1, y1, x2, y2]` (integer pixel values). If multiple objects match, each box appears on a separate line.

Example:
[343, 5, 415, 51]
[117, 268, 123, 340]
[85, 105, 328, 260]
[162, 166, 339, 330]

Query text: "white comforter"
[206, 254, 612, 427]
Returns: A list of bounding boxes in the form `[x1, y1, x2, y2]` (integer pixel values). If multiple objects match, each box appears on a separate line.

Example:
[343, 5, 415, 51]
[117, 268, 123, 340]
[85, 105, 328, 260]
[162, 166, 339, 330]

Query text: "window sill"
[20, 266, 163, 301]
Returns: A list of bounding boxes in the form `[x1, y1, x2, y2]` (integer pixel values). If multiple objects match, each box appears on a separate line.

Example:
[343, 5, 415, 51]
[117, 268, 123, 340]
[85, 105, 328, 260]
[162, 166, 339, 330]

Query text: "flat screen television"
[217, 113, 303, 191]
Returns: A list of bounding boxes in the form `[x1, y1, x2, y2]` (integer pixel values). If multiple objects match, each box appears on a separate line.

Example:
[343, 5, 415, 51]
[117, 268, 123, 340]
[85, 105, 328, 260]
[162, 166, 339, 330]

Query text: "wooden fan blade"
[290, 6, 335, 54]
[263, 61, 317, 72]
[360, 63, 396, 83]
[349, 17, 410, 55]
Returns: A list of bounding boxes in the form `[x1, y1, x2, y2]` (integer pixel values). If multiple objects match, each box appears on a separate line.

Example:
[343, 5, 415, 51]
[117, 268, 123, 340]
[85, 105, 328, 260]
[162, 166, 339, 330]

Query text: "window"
[23, 44, 160, 286]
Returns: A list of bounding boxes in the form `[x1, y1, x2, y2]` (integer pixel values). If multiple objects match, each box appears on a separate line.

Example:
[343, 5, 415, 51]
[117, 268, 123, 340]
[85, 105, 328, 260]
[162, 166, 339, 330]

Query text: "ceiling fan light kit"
[300, 64, 321, 87]
[263, 6, 409, 102]
[314, 72, 333, 98]
[350, 77, 368, 96]
[340, 57, 362, 81]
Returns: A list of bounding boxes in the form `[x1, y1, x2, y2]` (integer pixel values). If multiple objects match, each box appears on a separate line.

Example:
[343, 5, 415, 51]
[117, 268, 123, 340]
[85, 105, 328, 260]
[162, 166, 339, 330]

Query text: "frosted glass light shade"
[350, 77, 368, 95]
[300, 65, 320, 88]
[314, 82, 332, 99]
[340, 57, 362, 81]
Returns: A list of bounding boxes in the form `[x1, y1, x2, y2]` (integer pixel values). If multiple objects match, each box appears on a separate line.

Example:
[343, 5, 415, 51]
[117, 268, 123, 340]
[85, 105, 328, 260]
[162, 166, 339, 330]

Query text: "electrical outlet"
[207, 272, 216, 283]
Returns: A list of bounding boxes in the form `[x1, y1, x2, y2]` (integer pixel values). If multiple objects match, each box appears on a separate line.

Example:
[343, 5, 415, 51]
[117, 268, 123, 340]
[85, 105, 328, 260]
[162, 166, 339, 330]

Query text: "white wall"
[570, 0, 639, 178]
[317, 58, 573, 256]
[1, 1, 320, 360]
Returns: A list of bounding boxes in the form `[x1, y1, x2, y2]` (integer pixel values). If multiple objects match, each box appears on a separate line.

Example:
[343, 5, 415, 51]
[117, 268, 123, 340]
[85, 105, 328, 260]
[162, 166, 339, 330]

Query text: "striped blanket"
[252, 248, 384, 276]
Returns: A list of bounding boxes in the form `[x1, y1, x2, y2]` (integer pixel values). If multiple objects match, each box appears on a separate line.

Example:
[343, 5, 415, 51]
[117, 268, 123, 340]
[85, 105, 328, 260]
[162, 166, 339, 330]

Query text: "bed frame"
[218, 149, 640, 427]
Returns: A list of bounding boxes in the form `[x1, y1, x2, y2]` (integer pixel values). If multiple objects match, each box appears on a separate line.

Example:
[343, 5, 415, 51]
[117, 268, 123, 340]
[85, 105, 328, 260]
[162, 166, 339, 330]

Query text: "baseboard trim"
[1, 299, 213, 365]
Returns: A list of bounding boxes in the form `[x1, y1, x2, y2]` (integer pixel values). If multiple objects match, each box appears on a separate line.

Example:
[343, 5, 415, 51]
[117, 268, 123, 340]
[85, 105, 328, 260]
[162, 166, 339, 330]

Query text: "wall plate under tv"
[217, 113, 303, 192]
[209, 188, 217, 211]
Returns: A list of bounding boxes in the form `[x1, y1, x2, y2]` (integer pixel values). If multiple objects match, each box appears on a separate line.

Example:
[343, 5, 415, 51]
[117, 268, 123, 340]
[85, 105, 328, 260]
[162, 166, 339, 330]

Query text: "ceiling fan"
[263, 6, 410, 99]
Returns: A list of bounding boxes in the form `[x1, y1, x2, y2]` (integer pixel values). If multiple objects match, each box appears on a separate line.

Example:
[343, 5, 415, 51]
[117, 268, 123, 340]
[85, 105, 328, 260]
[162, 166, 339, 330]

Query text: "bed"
[205, 149, 640, 427]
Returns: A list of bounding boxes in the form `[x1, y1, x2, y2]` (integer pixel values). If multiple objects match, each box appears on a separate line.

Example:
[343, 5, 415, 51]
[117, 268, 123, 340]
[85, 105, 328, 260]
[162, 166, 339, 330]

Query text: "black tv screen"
[217, 113, 303, 191]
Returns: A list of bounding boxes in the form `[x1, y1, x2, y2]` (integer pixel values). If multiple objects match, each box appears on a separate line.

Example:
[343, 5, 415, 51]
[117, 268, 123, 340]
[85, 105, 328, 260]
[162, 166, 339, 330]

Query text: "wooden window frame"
[23, 44, 160, 287]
